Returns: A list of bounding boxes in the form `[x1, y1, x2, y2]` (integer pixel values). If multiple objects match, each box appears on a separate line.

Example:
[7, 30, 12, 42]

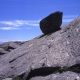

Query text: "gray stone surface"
[0, 41, 24, 54]
[0, 16, 80, 80]
[40, 11, 63, 34]
[1, 77, 21, 80]
[0, 48, 9, 55]
[2, 78, 12, 80]
[0, 41, 20, 50]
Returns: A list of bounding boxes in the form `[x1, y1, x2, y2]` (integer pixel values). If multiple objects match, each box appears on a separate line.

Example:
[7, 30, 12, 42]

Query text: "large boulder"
[40, 11, 63, 34]
[0, 16, 80, 80]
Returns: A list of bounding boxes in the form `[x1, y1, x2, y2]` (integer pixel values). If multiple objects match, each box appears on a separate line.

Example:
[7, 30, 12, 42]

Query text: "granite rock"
[0, 41, 25, 54]
[0, 48, 9, 55]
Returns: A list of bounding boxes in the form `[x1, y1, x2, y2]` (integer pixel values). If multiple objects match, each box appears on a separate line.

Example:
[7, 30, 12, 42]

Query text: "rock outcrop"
[0, 41, 25, 55]
[0, 16, 80, 80]
[40, 11, 63, 34]
[0, 48, 9, 55]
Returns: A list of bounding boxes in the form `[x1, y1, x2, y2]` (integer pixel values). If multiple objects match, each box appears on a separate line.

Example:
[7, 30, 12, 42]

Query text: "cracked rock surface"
[0, 16, 80, 80]
[0, 41, 25, 55]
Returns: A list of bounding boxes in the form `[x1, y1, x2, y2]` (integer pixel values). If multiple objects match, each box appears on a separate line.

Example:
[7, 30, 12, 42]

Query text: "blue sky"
[0, 0, 80, 42]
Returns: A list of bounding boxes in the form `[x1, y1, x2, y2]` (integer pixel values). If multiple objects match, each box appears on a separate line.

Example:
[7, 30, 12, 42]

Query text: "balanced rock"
[40, 11, 63, 34]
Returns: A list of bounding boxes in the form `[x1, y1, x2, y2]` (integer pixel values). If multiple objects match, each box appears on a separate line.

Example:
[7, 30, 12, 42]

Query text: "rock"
[0, 48, 9, 55]
[2, 78, 12, 80]
[14, 41, 25, 46]
[0, 42, 21, 52]
[0, 41, 25, 55]
[0, 77, 3, 80]
[40, 11, 63, 34]
[0, 76, 22, 80]
[0, 16, 80, 80]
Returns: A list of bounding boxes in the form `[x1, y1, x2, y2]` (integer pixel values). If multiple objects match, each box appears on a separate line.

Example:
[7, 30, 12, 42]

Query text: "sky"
[0, 0, 80, 43]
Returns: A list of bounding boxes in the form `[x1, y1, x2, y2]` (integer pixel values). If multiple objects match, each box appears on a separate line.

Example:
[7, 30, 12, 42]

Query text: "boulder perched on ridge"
[40, 11, 63, 34]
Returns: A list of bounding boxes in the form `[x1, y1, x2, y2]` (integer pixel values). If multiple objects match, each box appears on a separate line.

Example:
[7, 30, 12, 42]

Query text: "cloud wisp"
[0, 20, 40, 30]
[63, 15, 78, 23]
[0, 39, 10, 42]
[0, 38, 26, 43]
[0, 27, 20, 30]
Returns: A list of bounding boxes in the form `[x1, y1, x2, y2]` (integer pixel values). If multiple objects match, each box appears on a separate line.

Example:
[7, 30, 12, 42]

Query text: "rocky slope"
[0, 41, 25, 55]
[0, 16, 80, 80]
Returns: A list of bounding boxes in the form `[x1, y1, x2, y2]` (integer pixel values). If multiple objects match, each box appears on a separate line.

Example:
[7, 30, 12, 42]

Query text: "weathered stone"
[1, 77, 21, 80]
[0, 48, 9, 55]
[2, 78, 12, 80]
[0, 16, 80, 80]
[0, 42, 20, 52]
[14, 41, 25, 46]
[40, 11, 63, 34]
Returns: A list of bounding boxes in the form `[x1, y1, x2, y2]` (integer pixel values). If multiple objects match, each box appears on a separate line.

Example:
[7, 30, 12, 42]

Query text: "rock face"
[40, 11, 63, 34]
[0, 16, 80, 80]
[0, 48, 9, 55]
[0, 41, 25, 55]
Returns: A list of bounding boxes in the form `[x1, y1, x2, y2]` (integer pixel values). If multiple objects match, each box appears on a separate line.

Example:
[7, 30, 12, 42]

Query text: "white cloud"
[21, 20, 40, 26]
[0, 20, 24, 27]
[0, 21, 14, 26]
[0, 38, 26, 43]
[0, 20, 40, 30]
[0, 27, 20, 30]
[0, 20, 40, 27]
[26, 23, 39, 26]
[0, 39, 10, 42]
